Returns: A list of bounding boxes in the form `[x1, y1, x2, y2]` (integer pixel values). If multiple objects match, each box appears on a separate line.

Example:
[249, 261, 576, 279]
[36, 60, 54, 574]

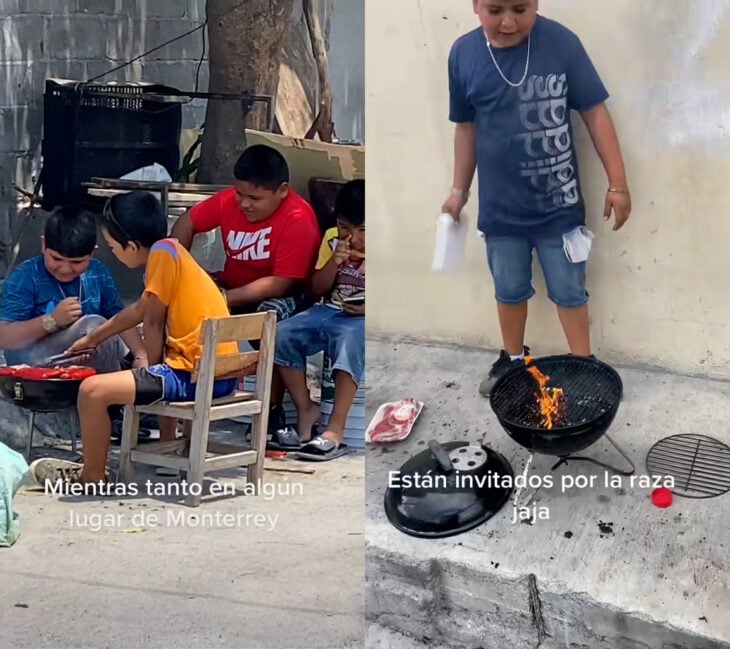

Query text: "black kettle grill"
[490, 355, 634, 475]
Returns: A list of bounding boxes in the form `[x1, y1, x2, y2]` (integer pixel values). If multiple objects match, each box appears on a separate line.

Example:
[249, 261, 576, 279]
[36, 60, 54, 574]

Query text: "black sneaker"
[478, 346, 530, 397]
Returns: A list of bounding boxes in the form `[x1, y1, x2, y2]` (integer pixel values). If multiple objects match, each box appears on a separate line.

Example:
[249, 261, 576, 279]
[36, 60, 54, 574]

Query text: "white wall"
[366, 0, 730, 378]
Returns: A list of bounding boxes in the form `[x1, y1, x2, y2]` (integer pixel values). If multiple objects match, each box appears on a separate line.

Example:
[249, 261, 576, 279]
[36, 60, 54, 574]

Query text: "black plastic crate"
[41, 79, 183, 210]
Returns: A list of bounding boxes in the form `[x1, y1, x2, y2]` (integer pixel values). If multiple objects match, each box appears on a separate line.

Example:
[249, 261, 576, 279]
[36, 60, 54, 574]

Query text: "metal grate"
[646, 434, 730, 499]
[491, 357, 622, 429]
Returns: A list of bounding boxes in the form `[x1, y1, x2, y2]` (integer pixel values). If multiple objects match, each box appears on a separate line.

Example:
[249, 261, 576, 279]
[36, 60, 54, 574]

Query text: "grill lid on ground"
[384, 440, 514, 538]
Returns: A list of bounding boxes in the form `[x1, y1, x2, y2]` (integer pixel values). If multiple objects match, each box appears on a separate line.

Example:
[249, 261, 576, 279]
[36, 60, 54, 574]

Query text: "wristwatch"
[42, 314, 59, 333]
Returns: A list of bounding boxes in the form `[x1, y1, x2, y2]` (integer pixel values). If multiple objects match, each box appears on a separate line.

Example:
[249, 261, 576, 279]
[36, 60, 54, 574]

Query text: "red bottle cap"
[651, 487, 673, 508]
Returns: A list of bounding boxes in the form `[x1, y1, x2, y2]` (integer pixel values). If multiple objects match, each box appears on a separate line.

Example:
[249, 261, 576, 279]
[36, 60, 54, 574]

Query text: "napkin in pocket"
[562, 226, 594, 263]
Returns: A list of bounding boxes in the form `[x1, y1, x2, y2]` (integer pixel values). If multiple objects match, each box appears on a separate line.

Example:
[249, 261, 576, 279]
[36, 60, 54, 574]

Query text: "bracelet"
[607, 187, 629, 194]
[451, 187, 470, 200]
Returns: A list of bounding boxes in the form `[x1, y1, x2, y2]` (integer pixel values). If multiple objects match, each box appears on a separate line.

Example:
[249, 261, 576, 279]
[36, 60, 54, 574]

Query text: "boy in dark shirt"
[442, 0, 631, 396]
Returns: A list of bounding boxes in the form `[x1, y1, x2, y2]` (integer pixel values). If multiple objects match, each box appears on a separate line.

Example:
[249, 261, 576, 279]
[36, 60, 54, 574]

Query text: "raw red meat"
[367, 398, 423, 443]
[0, 365, 96, 381]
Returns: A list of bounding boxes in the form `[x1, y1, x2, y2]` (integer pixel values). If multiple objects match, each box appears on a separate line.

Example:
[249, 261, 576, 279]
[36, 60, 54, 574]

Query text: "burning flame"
[524, 356, 564, 429]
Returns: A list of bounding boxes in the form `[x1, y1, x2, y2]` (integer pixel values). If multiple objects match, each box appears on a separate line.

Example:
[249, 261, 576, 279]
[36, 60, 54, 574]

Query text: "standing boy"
[442, 0, 632, 396]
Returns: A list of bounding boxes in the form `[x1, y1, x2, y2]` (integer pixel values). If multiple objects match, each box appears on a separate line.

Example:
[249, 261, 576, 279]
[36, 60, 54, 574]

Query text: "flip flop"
[244, 423, 319, 447]
[267, 427, 302, 451]
[294, 435, 348, 462]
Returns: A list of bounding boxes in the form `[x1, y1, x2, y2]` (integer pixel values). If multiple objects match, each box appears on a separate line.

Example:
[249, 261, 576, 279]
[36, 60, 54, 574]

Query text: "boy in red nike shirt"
[171, 144, 320, 323]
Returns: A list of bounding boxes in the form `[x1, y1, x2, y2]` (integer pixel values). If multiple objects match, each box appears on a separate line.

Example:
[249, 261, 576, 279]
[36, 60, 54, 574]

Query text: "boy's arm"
[311, 258, 340, 300]
[119, 328, 148, 367]
[0, 268, 46, 349]
[580, 104, 631, 231]
[224, 276, 295, 308]
[140, 293, 166, 366]
[443, 43, 476, 223]
[0, 317, 49, 350]
[68, 301, 144, 353]
[224, 216, 320, 308]
[169, 211, 197, 250]
[170, 193, 224, 250]
[311, 235, 352, 300]
[442, 123, 477, 223]
[99, 266, 147, 364]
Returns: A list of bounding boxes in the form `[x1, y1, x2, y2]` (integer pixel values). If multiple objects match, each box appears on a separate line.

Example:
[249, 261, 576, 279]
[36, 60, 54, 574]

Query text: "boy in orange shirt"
[28, 191, 238, 486]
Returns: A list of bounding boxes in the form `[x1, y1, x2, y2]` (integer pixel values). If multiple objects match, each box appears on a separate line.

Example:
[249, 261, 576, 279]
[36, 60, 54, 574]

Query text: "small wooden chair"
[118, 312, 276, 507]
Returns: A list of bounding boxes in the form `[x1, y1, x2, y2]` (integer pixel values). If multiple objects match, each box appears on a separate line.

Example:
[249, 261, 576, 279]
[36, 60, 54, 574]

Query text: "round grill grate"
[646, 434, 730, 499]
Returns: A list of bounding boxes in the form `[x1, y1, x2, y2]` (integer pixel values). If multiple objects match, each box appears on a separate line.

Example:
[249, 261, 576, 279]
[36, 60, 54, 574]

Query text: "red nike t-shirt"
[189, 187, 320, 289]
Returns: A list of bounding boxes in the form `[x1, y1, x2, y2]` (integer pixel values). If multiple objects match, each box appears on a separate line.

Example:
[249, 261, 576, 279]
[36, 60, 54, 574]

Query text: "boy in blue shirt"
[442, 0, 632, 396]
[0, 207, 146, 372]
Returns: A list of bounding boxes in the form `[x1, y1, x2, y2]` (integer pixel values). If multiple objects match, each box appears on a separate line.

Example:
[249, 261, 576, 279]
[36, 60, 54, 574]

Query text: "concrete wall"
[365, 0, 730, 379]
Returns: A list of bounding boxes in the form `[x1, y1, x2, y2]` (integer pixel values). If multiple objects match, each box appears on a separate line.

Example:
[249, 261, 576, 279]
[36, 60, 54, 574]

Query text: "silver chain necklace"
[55, 273, 85, 303]
[484, 31, 531, 88]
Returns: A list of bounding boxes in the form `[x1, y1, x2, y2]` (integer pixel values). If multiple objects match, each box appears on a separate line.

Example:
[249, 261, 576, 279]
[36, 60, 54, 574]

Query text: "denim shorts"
[274, 304, 365, 386]
[131, 364, 237, 405]
[485, 233, 588, 308]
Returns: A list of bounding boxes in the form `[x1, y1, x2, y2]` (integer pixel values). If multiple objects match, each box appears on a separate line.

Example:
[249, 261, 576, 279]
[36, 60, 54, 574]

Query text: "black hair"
[335, 179, 365, 226]
[103, 191, 167, 248]
[233, 144, 290, 190]
[44, 207, 97, 257]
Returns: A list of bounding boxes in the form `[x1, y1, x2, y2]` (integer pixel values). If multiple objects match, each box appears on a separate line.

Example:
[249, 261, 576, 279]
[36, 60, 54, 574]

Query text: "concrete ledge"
[365, 339, 730, 649]
[367, 539, 727, 648]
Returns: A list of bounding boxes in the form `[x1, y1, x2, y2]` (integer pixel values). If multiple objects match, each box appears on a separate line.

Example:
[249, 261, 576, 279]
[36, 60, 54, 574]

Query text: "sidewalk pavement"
[365, 337, 730, 649]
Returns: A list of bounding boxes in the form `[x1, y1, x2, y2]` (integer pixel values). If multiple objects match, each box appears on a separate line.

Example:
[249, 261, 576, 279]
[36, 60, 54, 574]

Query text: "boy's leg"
[233, 296, 300, 429]
[479, 236, 534, 396]
[29, 366, 169, 486]
[27, 371, 138, 485]
[320, 313, 365, 445]
[497, 303, 528, 356]
[8, 314, 128, 373]
[534, 234, 591, 355]
[325, 371, 358, 442]
[556, 305, 591, 356]
[158, 416, 179, 442]
[274, 305, 331, 441]
[77, 372, 137, 481]
[276, 367, 319, 441]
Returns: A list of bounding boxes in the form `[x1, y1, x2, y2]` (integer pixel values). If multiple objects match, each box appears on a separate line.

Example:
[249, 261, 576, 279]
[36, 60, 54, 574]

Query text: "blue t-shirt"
[448, 15, 609, 237]
[0, 256, 125, 324]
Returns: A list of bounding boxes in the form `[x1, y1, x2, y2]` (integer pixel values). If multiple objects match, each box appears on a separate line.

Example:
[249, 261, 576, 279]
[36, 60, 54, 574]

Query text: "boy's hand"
[441, 194, 467, 224]
[604, 190, 632, 231]
[52, 297, 83, 328]
[333, 235, 352, 266]
[342, 302, 364, 316]
[65, 334, 96, 363]
[132, 354, 149, 369]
